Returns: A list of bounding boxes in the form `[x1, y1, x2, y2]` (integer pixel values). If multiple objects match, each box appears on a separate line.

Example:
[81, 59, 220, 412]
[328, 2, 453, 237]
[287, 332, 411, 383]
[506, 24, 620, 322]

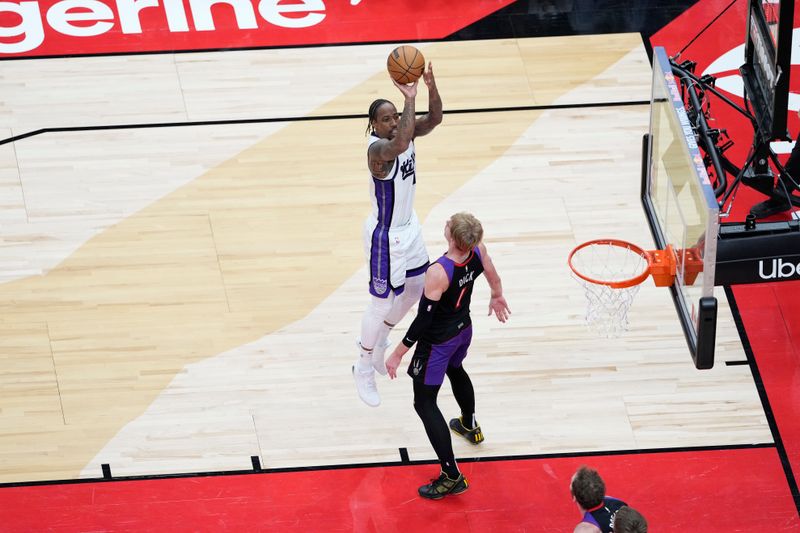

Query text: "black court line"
[398, 448, 411, 464]
[0, 100, 649, 147]
[725, 285, 800, 515]
[725, 360, 750, 366]
[0, 441, 775, 489]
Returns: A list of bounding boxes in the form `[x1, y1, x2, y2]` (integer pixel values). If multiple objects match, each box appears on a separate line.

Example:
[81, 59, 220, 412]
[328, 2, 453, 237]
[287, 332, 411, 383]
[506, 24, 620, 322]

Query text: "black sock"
[441, 460, 460, 479]
[447, 365, 476, 429]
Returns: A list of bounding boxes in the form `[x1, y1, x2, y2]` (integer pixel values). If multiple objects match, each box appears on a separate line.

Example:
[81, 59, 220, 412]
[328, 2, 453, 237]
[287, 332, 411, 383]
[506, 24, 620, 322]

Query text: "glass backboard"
[643, 47, 719, 369]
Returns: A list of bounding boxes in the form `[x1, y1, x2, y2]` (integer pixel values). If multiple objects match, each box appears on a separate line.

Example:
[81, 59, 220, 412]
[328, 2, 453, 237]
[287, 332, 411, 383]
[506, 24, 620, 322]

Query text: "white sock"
[356, 344, 373, 372]
[373, 323, 392, 355]
[358, 294, 394, 372]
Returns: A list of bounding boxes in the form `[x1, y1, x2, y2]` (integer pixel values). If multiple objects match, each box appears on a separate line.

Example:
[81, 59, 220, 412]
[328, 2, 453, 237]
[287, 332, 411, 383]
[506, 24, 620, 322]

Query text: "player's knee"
[413, 384, 438, 416]
[405, 274, 425, 299]
[446, 364, 466, 379]
[447, 364, 470, 386]
[366, 294, 394, 320]
[386, 277, 424, 323]
[414, 396, 437, 420]
[413, 398, 426, 417]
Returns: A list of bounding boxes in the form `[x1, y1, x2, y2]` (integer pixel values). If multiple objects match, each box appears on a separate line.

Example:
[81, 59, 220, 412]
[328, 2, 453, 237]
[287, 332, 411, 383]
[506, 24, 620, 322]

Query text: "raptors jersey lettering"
[367, 134, 416, 228]
[424, 247, 485, 344]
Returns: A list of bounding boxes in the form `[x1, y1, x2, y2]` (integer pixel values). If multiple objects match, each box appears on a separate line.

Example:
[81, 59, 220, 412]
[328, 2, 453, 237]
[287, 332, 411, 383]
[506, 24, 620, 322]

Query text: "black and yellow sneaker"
[418, 471, 469, 500]
[449, 417, 485, 445]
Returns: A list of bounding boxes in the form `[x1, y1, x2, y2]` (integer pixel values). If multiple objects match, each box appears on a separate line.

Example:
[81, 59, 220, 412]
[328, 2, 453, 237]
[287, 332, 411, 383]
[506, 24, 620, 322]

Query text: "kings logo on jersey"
[400, 153, 416, 181]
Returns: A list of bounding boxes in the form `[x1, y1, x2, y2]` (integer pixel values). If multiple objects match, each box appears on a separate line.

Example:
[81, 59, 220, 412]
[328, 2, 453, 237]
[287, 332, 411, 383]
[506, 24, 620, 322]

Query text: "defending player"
[385, 212, 510, 499]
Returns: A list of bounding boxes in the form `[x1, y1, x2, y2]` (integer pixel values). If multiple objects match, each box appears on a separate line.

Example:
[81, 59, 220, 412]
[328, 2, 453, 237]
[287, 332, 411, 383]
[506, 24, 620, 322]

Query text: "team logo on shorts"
[372, 276, 388, 295]
[412, 358, 423, 376]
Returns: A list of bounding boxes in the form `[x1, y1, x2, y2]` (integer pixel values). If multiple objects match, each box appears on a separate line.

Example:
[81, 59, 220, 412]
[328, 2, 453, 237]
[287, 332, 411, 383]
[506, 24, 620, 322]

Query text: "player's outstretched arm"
[479, 242, 510, 323]
[385, 264, 448, 378]
[414, 62, 442, 138]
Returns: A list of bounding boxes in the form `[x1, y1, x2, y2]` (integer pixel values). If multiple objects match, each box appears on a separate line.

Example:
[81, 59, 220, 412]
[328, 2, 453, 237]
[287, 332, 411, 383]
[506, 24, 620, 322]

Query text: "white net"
[570, 242, 650, 338]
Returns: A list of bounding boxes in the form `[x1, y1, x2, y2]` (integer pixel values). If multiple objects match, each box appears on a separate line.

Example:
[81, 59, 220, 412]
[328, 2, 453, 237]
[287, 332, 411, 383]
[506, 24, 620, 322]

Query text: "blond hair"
[449, 212, 484, 252]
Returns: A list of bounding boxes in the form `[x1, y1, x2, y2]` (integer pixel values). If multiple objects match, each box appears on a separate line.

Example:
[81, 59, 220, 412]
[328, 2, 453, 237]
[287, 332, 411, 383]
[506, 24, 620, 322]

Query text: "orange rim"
[568, 239, 652, 289]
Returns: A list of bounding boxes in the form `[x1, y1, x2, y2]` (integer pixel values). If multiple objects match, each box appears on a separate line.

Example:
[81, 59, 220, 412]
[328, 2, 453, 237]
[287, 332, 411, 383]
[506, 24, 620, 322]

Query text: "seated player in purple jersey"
[385, 212, 510, 499]
[352, 62, 443, 408]
[571, 466, 628, 533]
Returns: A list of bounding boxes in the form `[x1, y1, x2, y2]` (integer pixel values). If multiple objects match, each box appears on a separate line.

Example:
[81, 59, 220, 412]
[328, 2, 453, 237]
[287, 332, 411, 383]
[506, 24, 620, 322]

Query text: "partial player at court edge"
[571, 466, 628, 533]
[385, 213, 510, 499]
[352, 60, 442, 407]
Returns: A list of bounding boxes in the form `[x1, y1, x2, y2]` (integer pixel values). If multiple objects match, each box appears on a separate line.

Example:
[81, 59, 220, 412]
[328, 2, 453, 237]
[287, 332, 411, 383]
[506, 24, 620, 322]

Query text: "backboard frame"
[642, 47, 719, 370]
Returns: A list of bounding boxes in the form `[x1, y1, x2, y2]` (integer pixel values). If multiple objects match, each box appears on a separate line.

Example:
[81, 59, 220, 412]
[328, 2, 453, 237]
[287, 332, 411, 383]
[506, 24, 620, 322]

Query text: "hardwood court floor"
[0, 33, 771, 494]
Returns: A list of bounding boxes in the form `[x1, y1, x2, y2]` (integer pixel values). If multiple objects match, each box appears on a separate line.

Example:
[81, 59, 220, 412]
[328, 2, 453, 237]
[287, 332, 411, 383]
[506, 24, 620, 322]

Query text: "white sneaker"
[352, 365, 380, 407]
[371, 338, 392, 376]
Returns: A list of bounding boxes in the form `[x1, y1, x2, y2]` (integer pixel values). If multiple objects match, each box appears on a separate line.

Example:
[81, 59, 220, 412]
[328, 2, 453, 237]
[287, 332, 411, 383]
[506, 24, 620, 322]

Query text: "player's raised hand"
[422, 62, 436, 90]
[488, 295, 510, 323]
[393, 78, 418, 99]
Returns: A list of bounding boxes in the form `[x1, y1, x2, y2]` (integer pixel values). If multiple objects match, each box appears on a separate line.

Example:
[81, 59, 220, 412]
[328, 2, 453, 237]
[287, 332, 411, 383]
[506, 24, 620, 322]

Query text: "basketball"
[387, 45, 425, 85]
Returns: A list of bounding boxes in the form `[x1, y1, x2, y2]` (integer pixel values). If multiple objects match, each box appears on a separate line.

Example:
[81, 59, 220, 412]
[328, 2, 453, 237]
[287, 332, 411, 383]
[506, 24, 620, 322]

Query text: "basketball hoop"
[568, 239, 678, 338]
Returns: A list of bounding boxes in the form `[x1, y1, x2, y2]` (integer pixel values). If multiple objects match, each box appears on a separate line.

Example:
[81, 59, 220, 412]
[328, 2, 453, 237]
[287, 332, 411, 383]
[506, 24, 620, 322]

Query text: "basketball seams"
[388, 54, 411, 84]
[390, 50, 412, 84]
[402, 45, 413, 68]
[387, 45, 425, 85]
[388, 66, 410, 84]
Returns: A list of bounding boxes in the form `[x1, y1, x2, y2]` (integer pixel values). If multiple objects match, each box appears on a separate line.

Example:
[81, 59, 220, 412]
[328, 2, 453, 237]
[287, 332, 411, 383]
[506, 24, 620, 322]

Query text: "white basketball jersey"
[367, 134, 417, 228]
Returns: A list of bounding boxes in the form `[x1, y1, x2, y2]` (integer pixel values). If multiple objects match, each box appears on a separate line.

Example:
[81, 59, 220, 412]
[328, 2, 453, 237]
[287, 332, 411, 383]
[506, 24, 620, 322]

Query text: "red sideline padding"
[0, 447, 797, 531]
[734, 283, 800, 489]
